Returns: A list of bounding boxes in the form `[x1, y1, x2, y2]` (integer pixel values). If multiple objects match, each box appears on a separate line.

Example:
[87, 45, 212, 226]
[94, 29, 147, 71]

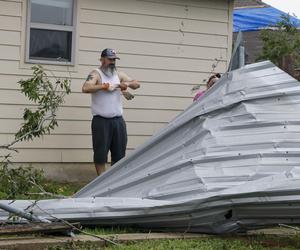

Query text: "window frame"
[25, 0, 77, 65]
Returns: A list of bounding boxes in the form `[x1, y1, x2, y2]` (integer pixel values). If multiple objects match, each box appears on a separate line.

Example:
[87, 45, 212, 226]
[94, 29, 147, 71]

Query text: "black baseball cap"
[101, 48, 120, 59]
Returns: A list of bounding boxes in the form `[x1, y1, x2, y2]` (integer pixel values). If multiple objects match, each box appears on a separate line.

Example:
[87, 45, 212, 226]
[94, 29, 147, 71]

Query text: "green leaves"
[0, 159, 45, 199]
[15, 65, 71, 141]
[258, 15, 300, 80]
[0, 65, 72, 200]
[0, 157, 81, 199]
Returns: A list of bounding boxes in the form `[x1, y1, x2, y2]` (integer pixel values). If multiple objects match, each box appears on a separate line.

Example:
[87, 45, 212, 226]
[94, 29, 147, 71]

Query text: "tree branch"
[30, 202, 120, 246]
[28, 178, 68, 199]
[0, 114, 54, 151]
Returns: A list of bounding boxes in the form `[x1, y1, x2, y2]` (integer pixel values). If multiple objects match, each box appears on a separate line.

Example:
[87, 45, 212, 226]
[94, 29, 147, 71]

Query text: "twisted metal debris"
[1, 61, 300, 233]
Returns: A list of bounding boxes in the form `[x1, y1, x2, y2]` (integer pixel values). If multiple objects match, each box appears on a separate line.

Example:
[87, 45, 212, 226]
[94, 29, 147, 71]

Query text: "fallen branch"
[25, 192, 67, 199]
[0, 114, 54, 151]
[29, 178, 68, 199]
[0, 222, 80, 236]
[32, 202, 120, 246]
[279, 224, 300, 231]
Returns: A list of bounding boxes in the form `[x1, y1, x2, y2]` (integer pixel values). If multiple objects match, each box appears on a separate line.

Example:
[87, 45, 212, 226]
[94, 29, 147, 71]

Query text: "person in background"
[193, 73, 221, 102]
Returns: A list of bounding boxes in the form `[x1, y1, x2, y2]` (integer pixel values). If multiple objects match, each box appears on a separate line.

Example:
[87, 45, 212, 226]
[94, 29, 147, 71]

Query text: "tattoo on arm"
[86, 74, 93, 81]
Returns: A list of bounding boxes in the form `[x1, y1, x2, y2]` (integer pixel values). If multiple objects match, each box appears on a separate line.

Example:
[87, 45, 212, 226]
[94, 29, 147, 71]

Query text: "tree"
[258, 15, 300, 80]
[0, 65, 71, 199]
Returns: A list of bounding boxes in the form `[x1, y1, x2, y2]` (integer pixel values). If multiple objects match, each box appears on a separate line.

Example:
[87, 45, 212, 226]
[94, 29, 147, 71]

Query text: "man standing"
[82, 48, 140, 175]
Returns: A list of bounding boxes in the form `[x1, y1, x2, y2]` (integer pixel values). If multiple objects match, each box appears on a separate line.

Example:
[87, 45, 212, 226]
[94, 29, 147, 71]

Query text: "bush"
[0, 159, 45, 199]
[0, 65, 71, 200]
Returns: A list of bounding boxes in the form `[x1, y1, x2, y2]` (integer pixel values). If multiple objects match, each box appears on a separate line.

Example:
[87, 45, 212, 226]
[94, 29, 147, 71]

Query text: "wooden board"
[0, 222, 80, 236]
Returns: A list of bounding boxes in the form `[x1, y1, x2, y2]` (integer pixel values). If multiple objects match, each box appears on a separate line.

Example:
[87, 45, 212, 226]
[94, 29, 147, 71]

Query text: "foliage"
[15, 65, 71, 141]
[0, 65, 72, 200]
[258, 15, 300, 79]
[0, 157, 82, 199]
[0, 156, 44, 199]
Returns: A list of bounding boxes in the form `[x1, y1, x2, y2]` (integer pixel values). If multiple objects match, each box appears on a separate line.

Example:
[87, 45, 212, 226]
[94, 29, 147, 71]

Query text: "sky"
[263, 0, 300, 18]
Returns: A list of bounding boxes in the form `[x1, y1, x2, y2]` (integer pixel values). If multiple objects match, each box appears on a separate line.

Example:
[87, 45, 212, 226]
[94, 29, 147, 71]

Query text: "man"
[82, 48, 140, 175]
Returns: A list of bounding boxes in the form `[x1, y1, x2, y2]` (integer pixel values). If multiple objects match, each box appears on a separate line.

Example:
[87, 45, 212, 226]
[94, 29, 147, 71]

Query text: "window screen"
[28, 0, 75, 63]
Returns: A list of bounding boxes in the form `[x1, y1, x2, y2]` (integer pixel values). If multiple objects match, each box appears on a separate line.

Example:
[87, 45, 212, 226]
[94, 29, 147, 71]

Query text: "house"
[233, 0, 300, 64]
[0, 0, 233, 182]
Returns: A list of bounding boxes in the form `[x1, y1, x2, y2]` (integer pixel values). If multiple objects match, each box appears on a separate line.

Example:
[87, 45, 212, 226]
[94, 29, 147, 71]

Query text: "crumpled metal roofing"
[1, 61, 300, 233]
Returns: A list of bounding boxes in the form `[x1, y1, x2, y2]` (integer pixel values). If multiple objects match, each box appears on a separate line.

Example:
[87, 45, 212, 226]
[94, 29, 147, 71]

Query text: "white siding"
[0, 0, 233, 167]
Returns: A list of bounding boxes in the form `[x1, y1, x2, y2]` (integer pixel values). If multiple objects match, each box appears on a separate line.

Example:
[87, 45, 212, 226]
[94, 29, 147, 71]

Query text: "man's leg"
[95, 163, 106, 176]
[92, 116, 111, 176]
[111, 117, 127, 164]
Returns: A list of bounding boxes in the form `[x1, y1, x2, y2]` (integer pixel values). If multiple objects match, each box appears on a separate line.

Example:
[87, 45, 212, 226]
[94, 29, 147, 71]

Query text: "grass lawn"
[104, 237, 300, 250]
[48, 231, 300, 250]
[0, 180, 85, 200]
[41, 181, 84, 197]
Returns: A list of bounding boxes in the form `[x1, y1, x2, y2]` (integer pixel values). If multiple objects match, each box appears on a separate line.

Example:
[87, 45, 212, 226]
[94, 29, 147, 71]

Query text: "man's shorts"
[91, 115, 127, 164]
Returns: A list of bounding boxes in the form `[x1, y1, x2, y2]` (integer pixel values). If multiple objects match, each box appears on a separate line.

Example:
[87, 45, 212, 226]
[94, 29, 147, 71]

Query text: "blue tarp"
[234, 7, 300, 32]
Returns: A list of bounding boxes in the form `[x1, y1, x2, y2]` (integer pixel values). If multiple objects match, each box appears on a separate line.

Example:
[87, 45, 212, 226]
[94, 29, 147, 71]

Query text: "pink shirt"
[193, 90, 205, 102]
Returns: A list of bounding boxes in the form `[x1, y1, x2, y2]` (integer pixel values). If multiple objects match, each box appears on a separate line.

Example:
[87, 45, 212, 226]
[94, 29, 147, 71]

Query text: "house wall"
[0, 0, 233, 182]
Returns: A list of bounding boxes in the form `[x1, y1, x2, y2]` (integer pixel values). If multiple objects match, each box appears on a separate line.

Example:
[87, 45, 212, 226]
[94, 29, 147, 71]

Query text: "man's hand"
[119, 82, 128, 91]
[101, 82, 110, 91]
[102, 83, 119, 92]
[123, 91, 134, 100]
[118, 71, 140, 90]
[128, 80, 140, 90]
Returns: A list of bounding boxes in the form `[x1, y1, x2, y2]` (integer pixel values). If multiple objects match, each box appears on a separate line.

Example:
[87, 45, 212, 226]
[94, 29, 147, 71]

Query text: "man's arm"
[82, 70, 109, 93]
[118, 71, 140, 90]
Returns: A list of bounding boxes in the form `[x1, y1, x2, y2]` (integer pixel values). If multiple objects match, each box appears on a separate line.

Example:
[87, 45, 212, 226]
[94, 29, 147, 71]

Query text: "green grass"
[105, 238, 284, 250]
[41, 181, 84, 197]
[83, 226, 142, 235]
[47, 234, 300, 250]
[75, 226, 300, 250]
[6, 181, 84, 200]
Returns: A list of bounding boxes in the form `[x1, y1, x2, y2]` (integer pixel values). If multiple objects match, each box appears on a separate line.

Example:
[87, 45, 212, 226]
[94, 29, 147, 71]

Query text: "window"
[26, 0, 76, 64]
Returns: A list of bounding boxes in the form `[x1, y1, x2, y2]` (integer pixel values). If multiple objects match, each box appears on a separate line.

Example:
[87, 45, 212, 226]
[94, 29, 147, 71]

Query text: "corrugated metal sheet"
[1, 61, 300, 233]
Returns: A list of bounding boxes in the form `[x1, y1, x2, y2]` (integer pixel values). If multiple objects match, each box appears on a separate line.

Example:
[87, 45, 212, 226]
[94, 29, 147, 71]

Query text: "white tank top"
[91, 68, 123, 118]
